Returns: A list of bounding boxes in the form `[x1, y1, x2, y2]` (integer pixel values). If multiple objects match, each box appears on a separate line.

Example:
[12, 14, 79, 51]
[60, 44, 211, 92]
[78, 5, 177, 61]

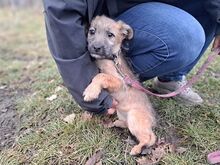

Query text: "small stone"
[63, 113, 76, 124]
[55, 86, 63, 92]
[46, 94, 57, 101]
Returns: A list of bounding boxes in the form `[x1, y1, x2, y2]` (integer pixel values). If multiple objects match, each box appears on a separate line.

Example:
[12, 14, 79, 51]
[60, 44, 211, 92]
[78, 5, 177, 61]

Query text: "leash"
[114, 48, 220, 98]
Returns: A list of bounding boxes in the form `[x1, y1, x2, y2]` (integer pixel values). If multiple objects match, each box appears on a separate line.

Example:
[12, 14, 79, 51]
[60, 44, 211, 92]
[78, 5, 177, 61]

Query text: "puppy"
[83, 16, 156, 155]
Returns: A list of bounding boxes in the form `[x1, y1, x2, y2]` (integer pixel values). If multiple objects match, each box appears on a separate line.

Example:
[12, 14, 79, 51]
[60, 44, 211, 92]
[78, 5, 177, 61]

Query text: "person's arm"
[204, 0, 220, 52]
[43, 0, 113, 114]
[204, 0, 220, 36]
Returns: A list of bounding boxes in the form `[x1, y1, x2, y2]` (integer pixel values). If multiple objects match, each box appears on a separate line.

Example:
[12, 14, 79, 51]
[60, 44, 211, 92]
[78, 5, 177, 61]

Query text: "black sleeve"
[204, 0, 220, 35]
[43, 0, 112, 114]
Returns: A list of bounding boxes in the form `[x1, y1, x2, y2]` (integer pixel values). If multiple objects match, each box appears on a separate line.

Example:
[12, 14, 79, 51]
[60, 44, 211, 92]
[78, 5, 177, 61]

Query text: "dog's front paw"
[83, 85, 101, 102]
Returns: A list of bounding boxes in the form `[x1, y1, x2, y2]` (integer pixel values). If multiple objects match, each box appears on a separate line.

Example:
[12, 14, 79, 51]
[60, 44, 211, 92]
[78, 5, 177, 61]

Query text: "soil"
[0, 88, 18, 151]
[0, 87, 28, 151]
[0, 79, 29, 151]
[0, 45, 35, 151]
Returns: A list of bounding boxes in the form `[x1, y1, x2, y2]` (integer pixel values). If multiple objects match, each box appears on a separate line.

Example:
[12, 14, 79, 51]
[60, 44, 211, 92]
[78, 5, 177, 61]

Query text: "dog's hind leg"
[83, 73, 122, 102]
[113, 120, 127, 128]
[130, 131, 156, 155]
[127, 110, 156, 155]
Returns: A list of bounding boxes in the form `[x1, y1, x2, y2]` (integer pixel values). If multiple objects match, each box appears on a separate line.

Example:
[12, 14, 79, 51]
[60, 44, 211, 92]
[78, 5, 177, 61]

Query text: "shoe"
[152, 77, 203, 105]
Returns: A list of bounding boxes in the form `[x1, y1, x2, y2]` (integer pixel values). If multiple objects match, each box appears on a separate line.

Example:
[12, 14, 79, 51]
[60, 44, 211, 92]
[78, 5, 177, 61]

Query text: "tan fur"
[84, 16, 156, 155]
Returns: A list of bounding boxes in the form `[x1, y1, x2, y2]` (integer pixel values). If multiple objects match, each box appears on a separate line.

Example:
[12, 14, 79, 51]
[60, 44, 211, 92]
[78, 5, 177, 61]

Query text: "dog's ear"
[118, 21, 133, 40]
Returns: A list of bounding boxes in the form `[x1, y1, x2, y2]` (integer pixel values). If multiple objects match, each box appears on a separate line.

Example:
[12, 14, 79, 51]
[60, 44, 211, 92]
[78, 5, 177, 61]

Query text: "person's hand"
[106, 98, 118, 115]
[212, 35, 220, 54]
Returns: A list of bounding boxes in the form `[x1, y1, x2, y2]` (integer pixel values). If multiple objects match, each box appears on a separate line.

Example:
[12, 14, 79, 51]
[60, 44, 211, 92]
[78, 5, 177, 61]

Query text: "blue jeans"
[117, 1, 217, 82]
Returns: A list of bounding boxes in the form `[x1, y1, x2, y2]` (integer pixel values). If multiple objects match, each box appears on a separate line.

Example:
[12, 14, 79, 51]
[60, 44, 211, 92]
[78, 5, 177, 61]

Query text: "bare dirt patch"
[0, 87, 28, 151]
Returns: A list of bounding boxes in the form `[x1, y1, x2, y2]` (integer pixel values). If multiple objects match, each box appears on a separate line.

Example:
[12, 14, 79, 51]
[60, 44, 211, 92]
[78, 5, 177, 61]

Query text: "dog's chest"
[96, 60, 122, 79]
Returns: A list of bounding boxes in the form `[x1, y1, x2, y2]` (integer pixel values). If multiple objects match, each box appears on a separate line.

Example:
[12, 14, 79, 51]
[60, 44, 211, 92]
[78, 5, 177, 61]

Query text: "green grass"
[0, 9, 220, 165]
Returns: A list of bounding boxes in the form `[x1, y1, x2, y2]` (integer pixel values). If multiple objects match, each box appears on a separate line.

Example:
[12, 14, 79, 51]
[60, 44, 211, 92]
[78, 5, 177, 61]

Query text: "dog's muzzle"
[90, 53, 116, 60]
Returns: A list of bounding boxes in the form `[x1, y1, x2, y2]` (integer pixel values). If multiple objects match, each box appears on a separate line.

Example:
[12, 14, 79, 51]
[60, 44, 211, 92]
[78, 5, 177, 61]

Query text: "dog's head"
[87, 16, 133, 60]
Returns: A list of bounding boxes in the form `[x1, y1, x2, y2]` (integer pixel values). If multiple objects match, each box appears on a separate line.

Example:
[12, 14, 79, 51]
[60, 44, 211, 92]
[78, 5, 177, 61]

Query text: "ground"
[0, 9, 220, 165]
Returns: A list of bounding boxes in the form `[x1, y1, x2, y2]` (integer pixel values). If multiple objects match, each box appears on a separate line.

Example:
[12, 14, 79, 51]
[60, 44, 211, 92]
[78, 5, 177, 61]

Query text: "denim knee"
[117, 2, 206, 79]
[167, 18, 206, 69]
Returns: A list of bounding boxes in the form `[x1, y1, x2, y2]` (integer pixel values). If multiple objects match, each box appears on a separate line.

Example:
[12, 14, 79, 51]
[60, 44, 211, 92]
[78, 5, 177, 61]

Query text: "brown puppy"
[83, 16, 156, 155]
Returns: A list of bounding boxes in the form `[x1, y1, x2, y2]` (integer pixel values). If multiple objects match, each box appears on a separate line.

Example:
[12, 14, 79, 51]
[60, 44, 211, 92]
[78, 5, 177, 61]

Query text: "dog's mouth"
[90, 53, 116, 60]
[88, 44, 119, 60]
[90, 54, 105, 59]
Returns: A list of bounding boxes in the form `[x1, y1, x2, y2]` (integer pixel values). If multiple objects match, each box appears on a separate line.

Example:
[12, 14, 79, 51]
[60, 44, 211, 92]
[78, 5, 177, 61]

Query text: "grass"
[0, 8, 220, 165]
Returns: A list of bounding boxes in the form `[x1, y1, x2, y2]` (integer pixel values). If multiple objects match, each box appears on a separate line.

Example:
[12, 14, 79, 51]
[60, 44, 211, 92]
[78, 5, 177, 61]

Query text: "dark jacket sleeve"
[204, 0, 220, 36]
[43, 0, 112, 114]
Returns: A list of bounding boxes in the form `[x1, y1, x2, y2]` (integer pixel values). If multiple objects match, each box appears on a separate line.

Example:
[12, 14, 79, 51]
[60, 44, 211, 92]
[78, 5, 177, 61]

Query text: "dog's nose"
[94, 46, 101, 52]
[93, 45, 103, 53]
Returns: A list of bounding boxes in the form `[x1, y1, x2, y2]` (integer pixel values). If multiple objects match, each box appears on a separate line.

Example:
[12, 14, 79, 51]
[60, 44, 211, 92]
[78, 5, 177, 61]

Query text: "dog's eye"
[89, 28, 96, 35]
[107, 31, 115, 38]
